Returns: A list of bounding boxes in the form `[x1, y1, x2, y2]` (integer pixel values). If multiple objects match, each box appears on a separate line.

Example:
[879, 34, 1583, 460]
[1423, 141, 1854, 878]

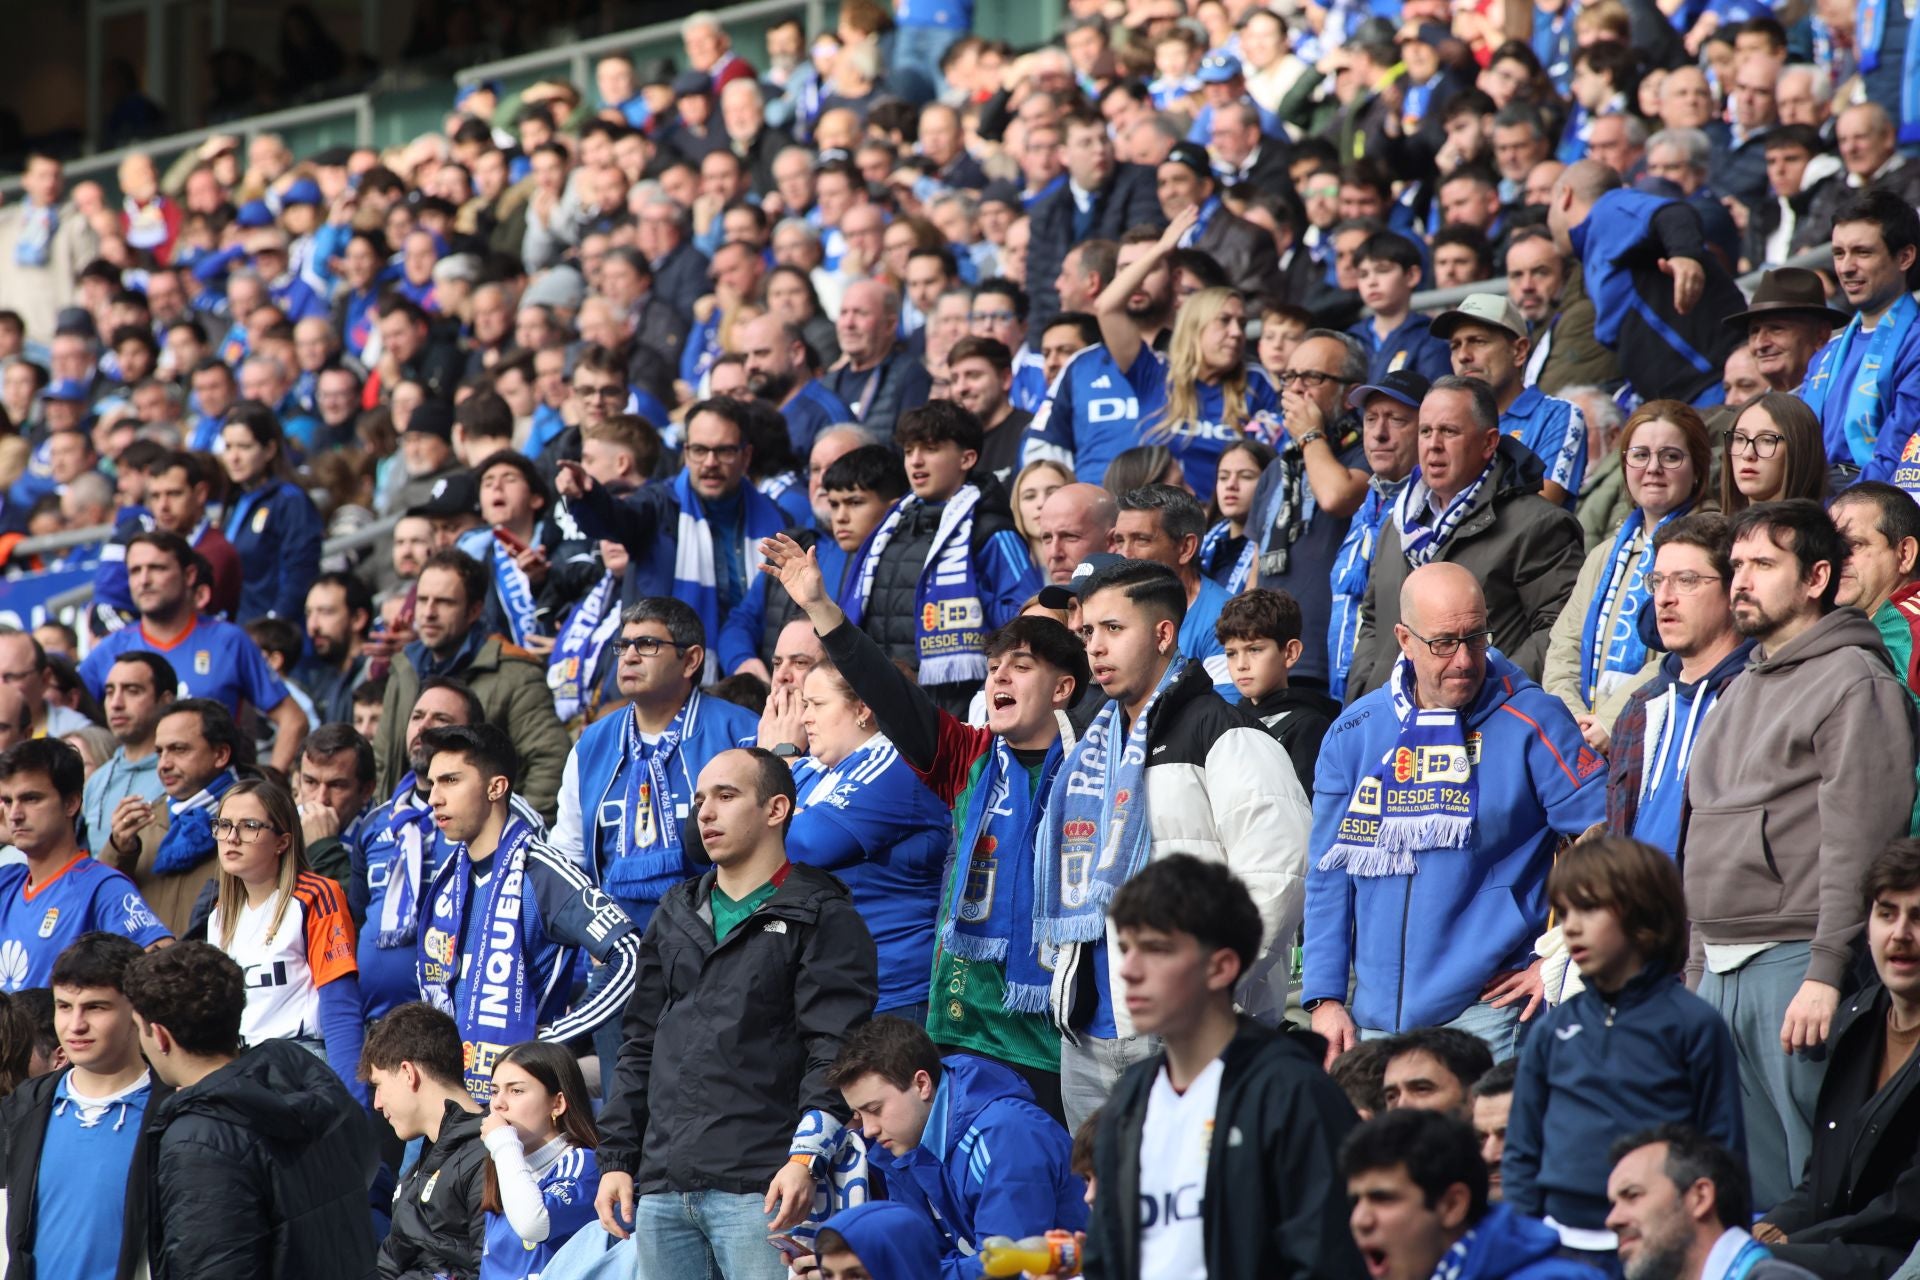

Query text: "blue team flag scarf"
[1857, 0, 1920, 144]
[375, 773, 437, 949]
[491, 528, 544, 647]
[154, 768, 238, 874]
[600, 698, 698, 901]
[1578, 503, 1689, 708]
[945, 735, 1067, 1015]
[548, 572, 622, 722]
[1319, 655, 1478, 877]
[1035, 657, 1187, 945]
[670, 471, 786, 681]
[1329, 477, 1405, 700]
[1803, 292, 1919, 468]
[1396, 460, 1490, 567]
[1200, 520, 1256, 593]
[852, 485, 989, 686]
[419, 814, 542, 1103]
[13, 202, 55, 267]
[1177, 195, 1222, 248]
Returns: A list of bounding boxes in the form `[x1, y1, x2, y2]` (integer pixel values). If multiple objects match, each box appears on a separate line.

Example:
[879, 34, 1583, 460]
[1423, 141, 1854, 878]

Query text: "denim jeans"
[632, 1190, 790, 1280]
[1061, 1032, 1157, 1132]
[888, 25, 959, 101]
[1361, 997, 1525, 1063]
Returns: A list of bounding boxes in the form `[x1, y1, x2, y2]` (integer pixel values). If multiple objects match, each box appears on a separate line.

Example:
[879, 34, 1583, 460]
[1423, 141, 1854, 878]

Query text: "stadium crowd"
[0, 0, 1917, 1276]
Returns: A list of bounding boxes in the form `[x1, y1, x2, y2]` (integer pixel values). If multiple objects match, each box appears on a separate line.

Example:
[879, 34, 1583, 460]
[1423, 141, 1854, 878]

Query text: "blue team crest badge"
[422, 928, 456, 969]
[37, 908, 58, 938]
[194, 650, 211, 676]
[960, 838, 998, 924]
[252, 507, 270, 534]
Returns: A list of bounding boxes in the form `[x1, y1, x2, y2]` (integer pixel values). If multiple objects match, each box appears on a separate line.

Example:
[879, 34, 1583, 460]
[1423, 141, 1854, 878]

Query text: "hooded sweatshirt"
[1448, 1203, 1610, 1280]
[1681, 607, 1918, 988]
[884, 1055, 1088, 1279]
[821, 1201, 945, 1280]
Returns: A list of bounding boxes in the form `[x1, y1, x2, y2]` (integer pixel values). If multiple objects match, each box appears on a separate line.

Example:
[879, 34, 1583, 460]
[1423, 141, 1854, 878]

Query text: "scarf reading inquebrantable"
[850, 485, 989, 686]
[154, 768, 239, 874]
[946, 735, 1067, 1015]
[374, 773, 437, 949]
[1578, 502, 1689, 708]
[1319, 654, 1478, 877]
[1803, 291, 1919, 470]
[548, 571, 621, 722]
[1395, 460, 1491, 567]
[420, 814, 542, 1103]
[1035, 657, 1187, 946]
[671, 471, 787, 681]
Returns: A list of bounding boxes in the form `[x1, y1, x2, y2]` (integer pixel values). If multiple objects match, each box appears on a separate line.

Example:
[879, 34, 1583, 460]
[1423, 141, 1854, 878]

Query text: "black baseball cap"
[1163, 142, 1211, 180]
[406, 471, 479, 519]
[1037, 552, 1126, 610]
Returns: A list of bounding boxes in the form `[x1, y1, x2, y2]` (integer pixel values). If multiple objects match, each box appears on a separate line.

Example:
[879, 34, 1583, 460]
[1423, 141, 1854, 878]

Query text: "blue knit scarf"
[852, 485, 989, 686]
[1803, 292, 1919, 469]
[490, 526, 543, 647]
[154, 768, 238, 875]
[419, 814, 542, 1103]
[599, 700, 696, 901]
[1577, 503, 1688, 708]
[548, 572, 622, 722]
[374, 773, 436, 949]
[671, 472, 787, 681]
[1319, 655, 1477, 877]
[1396, 462, 1490, 567]
[1035, 657, 1186, 945]
[1858, 0, 1920, 144]
[945, 736, 1065, 1015]
[1200, 520, 1255, 594]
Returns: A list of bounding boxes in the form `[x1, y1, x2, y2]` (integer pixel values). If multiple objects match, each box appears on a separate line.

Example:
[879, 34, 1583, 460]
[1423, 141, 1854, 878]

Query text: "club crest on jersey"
[194, 650, 211, 675]
[252, 507, 270, 534]
[37, 908, 58, 938]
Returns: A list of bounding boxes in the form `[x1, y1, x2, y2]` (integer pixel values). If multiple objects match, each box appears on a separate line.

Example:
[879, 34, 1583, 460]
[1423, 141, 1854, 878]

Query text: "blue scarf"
[1319, 655, 1478, 877]
[1803, 292, 1919, 468]
[945, 736, 1065, 1015]
[375, 773, 437, 949]
[786, 1111, 877, 1250]
[12, 202, 55, 267]
[548, 573, 622, 722]
[670, 471, 786, 681]
[154, 768, 238, 875]
[419, 814, 542, 1103]
[852, 486, 989, 686]
[1396, 460, 1491, 567]
[1857, 0, 1920, 143]
[1199, 520, 1255, 593]
[1177, 195, 1222, 248]
[1034, 657, 1186, 946]
[1577, 503, 1688, 708]
[490, 529, 542, 647]
[1330, 477, 1405, 700]
[600, 700, 696, 900]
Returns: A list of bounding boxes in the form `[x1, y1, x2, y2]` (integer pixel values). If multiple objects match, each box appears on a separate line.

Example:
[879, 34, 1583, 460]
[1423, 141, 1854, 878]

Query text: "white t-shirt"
[1137, 1056, 1224, 1280]
[213, 872, 357, 1045]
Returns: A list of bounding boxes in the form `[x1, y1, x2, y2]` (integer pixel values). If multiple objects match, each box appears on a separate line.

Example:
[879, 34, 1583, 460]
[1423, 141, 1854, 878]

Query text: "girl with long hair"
[1718, 392, 1830, 516]
[219, 400, 324, 625]
[479, 1041, 601, 1280]
[1201, 438, 1278, 592]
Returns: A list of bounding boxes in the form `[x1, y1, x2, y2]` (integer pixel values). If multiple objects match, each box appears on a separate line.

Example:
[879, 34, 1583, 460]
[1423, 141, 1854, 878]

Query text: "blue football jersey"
[480, 1144, 601, 1280]
[77, 616, 289, 716]
[0, 858, 171, 991]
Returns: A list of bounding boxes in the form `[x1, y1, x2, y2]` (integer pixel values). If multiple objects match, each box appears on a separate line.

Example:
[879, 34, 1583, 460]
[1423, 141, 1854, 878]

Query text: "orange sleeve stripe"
[294, 872, 359, 986]
[1495, 703, 1581, 788]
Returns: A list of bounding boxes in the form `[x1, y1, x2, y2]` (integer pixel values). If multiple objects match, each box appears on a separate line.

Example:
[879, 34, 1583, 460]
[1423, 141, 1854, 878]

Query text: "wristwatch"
[1294, 429, 1326, 449]
[771, 742, 803, 760]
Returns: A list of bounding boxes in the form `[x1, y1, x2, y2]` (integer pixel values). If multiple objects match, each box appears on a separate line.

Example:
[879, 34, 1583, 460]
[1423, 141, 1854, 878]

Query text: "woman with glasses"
[201, 777, 366, 1102]
[1718, 392, 1829, 516]
[1544, 401, 1714, 745]
[754, 656, 950, 1020]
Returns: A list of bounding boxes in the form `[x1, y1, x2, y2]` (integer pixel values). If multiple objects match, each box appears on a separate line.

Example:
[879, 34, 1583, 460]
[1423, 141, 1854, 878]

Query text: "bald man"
[1304, 562, 1606, 1065]
[1035, 483, 1119, 584]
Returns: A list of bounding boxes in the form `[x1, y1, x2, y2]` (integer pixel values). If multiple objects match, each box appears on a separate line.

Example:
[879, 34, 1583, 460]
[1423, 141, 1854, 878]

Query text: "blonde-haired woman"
[1094, 204, 1280, 505]
[203, 777, 366, 1102]
[1011, 458, 1072, 564]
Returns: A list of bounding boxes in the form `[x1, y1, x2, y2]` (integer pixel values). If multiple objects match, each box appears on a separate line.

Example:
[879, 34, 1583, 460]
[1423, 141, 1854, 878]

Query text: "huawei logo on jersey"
[0, 940, 26, 991]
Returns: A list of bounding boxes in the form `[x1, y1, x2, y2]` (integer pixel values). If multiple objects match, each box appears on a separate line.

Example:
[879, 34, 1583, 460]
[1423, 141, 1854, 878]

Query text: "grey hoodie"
[1681, 607, 1918, 988]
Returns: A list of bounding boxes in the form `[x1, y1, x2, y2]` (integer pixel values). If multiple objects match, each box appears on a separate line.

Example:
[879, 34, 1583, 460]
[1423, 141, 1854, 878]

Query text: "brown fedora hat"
[1723, 267, 1850, 329]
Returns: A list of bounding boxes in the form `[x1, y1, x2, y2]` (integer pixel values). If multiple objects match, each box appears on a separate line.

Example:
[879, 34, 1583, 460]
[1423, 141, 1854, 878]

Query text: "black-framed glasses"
[1726, 430, 1785, 458]
[684, 443, 745, 463]
[1624, 446, 1689, 470]
[1275, 370, 1351, 390]
[574, 384, 627, 402]
[613, 636, 689, 657]
[1646, 571, 1723, 594]
[212, 818, 283, 844]
[1402, 627, 1493, 658]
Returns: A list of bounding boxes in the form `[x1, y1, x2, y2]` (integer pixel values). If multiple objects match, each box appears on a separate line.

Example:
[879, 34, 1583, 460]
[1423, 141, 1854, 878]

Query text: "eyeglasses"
[1274, 370, 1350, 389]
[1402, 627, 1493, 658]
[1726, 430, 1786, 458]
[1646, 571, 1722, 594]
[970, 311, 1018, 326]
[1304, 183, 1341, 199]
[574, 384, 627, 401]
[1624, 446, 1690, 470]
[212, 818, 282, 844]
[684, 443, 745, 463]
[613, 635, 689, 657]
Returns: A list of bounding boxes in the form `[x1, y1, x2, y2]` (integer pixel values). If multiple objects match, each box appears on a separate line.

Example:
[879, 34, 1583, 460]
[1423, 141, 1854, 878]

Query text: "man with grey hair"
[1800, 103, 1920, 249]
[769, 147, 816, 221]
[1773, 63, 1832, 131]
[1347, 376, 1583, 698]
[1586, 112, 1647, 180]
[719, 77, 791, 195]
[680, 10, 754, 96]
[824, 280, 930, 436]
[637, 193, 710, 322]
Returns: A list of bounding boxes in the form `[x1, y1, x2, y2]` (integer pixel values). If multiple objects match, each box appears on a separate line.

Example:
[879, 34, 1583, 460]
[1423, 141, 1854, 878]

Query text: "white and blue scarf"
[1199, 520, 1255, 594]
[600, 701, 695, 902]
[12, 201, 56, 268]
[1396, 460, 1491, 567]
[1035, 657, 1186, 945]
[787, 1110, 877, 1250]
[945, 735, 1066, 1015]
[1858, 0, 1920, 145]
[1578, 503, 1688, 709]
[547, 572, 622, 722]
[1330, 476, 1406, 701]
[1320, 655, 1478, 878]
[420, 815, 542, 1103]
[374, 773, 437, 949]
[1177, 196, 1222, 248]
[491, 524, 544, 647]
[1803, 292, 1919, 468]
[670, 471, 785, 681]
[852, 485, 989, 686]
[154, 768, 238, 875]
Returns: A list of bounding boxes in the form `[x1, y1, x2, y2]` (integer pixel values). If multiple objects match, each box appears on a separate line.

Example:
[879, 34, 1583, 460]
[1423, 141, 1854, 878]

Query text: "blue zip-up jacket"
[222, 478, 324, 624]
[884, 1054, 1089, 1280]
[1452, 1204, 1609, 1280]
[1303, 651, 1608, 1031]
[546, 692, 758, 929]
[781, 379, 855, 457]
[716, 535, 853, 674]
[1020, 343, 1144, 485]
[1504, 963, 1745, 1231]
[1350, 312, 1453, 386]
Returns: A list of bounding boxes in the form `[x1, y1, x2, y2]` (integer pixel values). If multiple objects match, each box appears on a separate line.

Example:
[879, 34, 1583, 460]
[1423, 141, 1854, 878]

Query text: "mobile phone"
[768, 1234, 811, 1264]
[493, 525, 527, 552]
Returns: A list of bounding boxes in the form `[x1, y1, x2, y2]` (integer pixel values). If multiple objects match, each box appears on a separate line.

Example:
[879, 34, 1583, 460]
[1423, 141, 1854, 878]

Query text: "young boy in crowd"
[1350, 232, 1452, 385]
[1502, 837, 1745, 1269]
[1215, 588, 1339, 791]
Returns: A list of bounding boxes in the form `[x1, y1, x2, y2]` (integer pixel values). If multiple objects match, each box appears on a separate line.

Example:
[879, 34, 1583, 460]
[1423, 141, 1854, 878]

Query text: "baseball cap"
[280, 177, 322, 207]
[43, 378, 91, 403]
[639, 57, 677, 90]
[1196, 52, 1245, 84]
[1348, 369, 1432, 411]
[673, 69, 712, 97]
[1037, 552, 1126, 610]
[403, 399, 456, 442]
[236, 200, 275, 230]
[406, 470, 479, 519]
[979, 179, 1023, 211]
[522, 266, 588, 312]
[53, 307, 97, 340]
[1163, 141, 1212, 179]
[1430, 292, 1527, 341]
[455, 78, 502, 108]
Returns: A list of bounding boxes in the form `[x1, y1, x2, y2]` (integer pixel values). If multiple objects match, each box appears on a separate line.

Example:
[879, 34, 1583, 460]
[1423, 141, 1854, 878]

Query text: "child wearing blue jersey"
[480, 1041, 603, 1280]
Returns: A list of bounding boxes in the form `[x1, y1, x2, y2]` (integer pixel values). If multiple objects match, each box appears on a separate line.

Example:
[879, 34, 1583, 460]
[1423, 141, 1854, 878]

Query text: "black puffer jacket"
[599, 862, 878, 1195]
[377, 1099, 488, 1280]
[144, 1038, 377, 1280]
[859, 475, 1026, 668]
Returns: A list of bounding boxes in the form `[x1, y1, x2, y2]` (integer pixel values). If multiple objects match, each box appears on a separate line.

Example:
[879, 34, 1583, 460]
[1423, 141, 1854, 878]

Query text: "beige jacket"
[105, 803, 218, 939]
[1542, 534, 1662, 727]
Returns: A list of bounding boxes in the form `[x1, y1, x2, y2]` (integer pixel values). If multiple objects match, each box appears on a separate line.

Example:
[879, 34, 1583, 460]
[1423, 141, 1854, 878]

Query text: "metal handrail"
[1406, 245, 1839, 314]
[455, 0, 826, 91]
[9, 523, 116, 558]
[0, 94, 376, 197]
